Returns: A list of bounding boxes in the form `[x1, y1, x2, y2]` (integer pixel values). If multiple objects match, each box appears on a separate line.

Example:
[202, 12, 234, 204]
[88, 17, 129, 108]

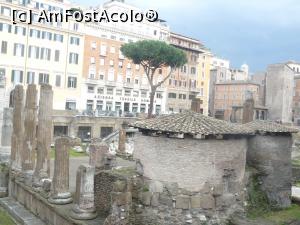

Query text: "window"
[168, 93, 176, 99]
[106, 101, 113, 111]
[118, 61, 123, 68]
[28, 46, 39, 59]
[110, 46, 115, 53]
[41, 31, 52, 40]
[38, 73, 49, 84]
[40, 48, 51, 60]
[135, 79, 139, 84]
[29, 29, 40, 38]
[65, 101, 76, 110]
[107, 88, 113, 95]
[11, 70, 23, 84]
[90, 57, 95, 64]
[109, 60, 114, 67]
[53, 34, 63, 42]
[1, 6, 11, 16]
[179, 94, 186, 99]
[132, 103, 138, 112]
[125, 90, 131, 96]
[87, 86, 94, 93]
[181, 65, 187, 73]
[0, 23, 12, 33]
[86, 100, 93, 111]
[100, 58, 105, 66]
[1, 41, 7, 54]
[69, 53, 78, 64]
[189, 95, 195, 100]
[55, 75, 61, 87]
[99, 74, 104, 80]
[73, 23, 79, 31]
[156, 93, 162, 98]
[126, 78, 130, 83]
[141, 91, 147, 98]
[91, 42, 96, 49]
[133, 90, 139, 97]
[67, 77, 77, 88]
[140, 104, 146, 113]
[158, 68, 162, 74]
[54, 50, 60, 61]
[116, 89, 122, 96]
[96, 100, 103, 111]
[27, 72, 35, 84]
[13, 43, 25, 57]
[14, 26, 26, 36]
[70, 36, 80, 45]
[100, 45, 107, 56]
[97, 88, 104, 94]
[191, 67, 196, 74]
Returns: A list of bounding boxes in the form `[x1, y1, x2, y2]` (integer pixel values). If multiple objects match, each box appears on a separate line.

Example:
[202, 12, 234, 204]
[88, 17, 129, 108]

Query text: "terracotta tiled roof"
[243, 120, 299, 133]
[133, 111, 252, 136]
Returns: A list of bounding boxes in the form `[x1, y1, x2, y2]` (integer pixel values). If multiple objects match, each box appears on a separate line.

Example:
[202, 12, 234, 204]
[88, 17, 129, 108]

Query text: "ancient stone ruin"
[0, 84, 297, 225]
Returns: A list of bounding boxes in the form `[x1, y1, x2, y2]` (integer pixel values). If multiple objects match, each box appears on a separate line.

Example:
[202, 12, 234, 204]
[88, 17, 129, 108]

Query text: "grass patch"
[263, 204, 300, 224]
[0, 207, 16, 225]
[50, 147, 88, 158]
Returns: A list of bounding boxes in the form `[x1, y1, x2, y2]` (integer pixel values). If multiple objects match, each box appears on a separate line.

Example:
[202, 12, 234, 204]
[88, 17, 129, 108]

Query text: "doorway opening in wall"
[78, 126, 91, 141]
[100, 127, 113, 138]
[53, 126, 68, 137]
[9, 90, 14, 107]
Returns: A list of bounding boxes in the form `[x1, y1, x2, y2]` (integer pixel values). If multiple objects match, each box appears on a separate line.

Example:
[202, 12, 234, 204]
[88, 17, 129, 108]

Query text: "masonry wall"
[266, 64, 294, 123]
[247, 134, 292, 208]
[133, 133, 247, 192]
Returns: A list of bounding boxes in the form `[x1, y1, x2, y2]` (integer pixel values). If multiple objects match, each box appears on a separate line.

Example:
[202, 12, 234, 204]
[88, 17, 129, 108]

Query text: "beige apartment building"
[213, 81, 261, 121]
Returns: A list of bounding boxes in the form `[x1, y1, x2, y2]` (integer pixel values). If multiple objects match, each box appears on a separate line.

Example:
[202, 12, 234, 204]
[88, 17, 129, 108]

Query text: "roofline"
[170, 32, 202, 44]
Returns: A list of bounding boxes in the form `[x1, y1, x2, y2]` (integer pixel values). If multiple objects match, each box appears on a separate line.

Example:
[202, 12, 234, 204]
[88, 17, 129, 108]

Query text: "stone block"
[190, 196, 201, 208]
[200, 194, 215, 209]
[151, 193, 160, 207]
[113, 192, 132, 206]
[141, 192, 152, 206]
[212, 183, 223, 197]
[216, 193, 236, 208]
[149, 181, 164, 193]
[176, 195, 190, 209]
[159, 194, 173, 207]
[113, 180, 127, 192]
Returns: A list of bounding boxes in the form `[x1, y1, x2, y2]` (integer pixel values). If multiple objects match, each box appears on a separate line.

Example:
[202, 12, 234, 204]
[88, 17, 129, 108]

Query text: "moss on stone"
[0, 207, 16, 225]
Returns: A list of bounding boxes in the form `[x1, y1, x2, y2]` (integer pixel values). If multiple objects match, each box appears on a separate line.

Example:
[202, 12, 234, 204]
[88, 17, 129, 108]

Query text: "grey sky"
[74, 0, 300, 73]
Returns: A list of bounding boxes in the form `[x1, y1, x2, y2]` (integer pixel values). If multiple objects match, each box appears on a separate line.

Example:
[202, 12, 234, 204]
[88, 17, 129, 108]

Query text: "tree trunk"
[148, 87, 156, 118]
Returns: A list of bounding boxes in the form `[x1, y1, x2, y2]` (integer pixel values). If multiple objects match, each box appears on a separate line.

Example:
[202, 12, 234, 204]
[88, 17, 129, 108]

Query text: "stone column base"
[48, 192, 73, 205]
[70, 204, 97, 220]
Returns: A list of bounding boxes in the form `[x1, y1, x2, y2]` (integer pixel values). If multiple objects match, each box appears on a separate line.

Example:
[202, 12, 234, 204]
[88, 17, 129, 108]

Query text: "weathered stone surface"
[190, 196, 201, 208]
[48, 137, 72, 205]
[176, 195, 190, 209]
[11, 85, 24, 171]
[118, 129, 126, 153]
[112, 192, 132, 206]
[151, 193, 160, 207]
[70, 164, 97, 220]
[200, 194, 215, 209]
[22, 84, 37, 172]
[89, 141, 109, 169]
[33, 85, 53, 187]
[140, 192, 151, 206]
[0, 162, 9, 197]
[1, 108, 13, 147]
[149, 180, 164, 193]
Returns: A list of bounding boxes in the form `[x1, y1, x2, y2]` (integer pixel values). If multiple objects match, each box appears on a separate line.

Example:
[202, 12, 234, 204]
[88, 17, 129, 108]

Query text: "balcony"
[85, 78, 99, 85]
[105, 80, 116, 87]
[140, 84, 150, 90]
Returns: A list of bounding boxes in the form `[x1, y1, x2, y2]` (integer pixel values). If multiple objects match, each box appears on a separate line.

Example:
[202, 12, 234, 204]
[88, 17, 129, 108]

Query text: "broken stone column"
[22, 84, 37, 174]
[89, 141, 109, 170]
[70, 164, 97, 220]
[10, 85, 24, 171]
[118, 129, 126, 154]
[242, 98, 254, 124]
[48, 137, 72, 204]
[33, 84, 53, 187]
[1, 108, 13, 147]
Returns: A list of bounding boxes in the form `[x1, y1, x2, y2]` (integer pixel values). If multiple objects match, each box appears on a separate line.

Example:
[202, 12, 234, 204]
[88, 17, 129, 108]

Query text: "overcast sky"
[74, 0, 300, 73]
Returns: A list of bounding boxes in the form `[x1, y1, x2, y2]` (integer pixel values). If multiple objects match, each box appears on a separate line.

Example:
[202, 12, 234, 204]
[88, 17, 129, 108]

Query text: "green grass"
[50, 147, 88, 158]
[0, 207, 16, 225]
[262, 204, 300, 224]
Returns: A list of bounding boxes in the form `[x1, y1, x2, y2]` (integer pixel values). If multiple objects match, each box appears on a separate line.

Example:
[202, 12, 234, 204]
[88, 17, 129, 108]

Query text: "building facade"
[213, 81, 260, 121]
[0, 0, 85, 110]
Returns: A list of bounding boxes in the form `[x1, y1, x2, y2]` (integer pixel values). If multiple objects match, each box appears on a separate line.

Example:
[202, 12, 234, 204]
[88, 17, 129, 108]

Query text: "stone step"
[0, 197, 46, 225]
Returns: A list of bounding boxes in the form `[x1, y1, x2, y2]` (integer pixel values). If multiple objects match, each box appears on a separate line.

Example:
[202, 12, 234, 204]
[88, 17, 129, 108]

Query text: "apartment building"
[213, 81, 261, 121]
[167, 32, 206, 113]
[0, 0, 84, 110]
